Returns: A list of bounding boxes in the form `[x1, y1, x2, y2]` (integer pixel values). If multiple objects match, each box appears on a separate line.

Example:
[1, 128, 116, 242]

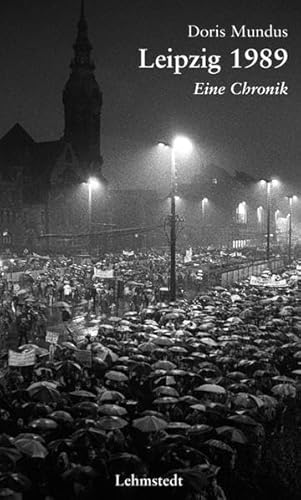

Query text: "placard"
[8, 350, 36, 367]
[46, 331, 59, 344]
[93, 268, 114, 279]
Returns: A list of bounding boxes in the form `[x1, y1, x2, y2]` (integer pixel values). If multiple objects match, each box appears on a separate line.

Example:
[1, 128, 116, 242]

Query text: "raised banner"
[93, 268, 114, 279]
[250, 276, 288, 288]
[9, 350, 36, 367]
[75, 350, 92, 367]
[46, 331, 59, 344]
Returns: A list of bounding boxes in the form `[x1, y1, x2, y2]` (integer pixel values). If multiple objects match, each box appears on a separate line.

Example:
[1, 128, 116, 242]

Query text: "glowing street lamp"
[260, 179, 279, 262]
[158, 136, 193, 300]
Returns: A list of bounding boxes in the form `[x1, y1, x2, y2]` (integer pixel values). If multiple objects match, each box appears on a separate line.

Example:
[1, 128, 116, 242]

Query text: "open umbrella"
[105, 371, 129, 382]
[98, 390, 126, 403]
[97, 416, 128, 430]
[49, 411, 74, 423]
[14, 438, 48, 458]
[69, 390, 96, 399]
[27, 381, 60, 403]
[195, 384, 226, 395]
[98, 404, 128, 417]
[216, 426, 248, 444]
[132, 415, 168, 432]
[29, 418, 58, 431]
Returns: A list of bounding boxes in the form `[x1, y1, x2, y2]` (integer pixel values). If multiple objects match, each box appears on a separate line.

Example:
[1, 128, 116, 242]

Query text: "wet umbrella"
[69, 390, 96, 399]
[97, 416, 128, 430]
[14, 438, 48, 458]
[61, 342, 78, 351]
[14, 433, 45, 443]
[153, 397, 179, 405]
[49, 411, 74, 423]
[105, 371, 129, 382]
[216, 426, 248, 444]
[132, 415, 168, 432]
[205, 439, 235, 454]
[271, 383, 296, 398]
[71, 427, 106, 446]
[195, 384, 226, 395]
[98, 390, 126, 403]
[27, 381, 60, 403]
[152, 360, 177, 371]
[29, 418, 58, 431]
[153, 386, 180, 397]
[98, 404, 128, 417]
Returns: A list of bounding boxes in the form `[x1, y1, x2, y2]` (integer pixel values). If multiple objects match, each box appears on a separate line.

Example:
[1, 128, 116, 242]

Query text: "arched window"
[236, 202, 247, 224]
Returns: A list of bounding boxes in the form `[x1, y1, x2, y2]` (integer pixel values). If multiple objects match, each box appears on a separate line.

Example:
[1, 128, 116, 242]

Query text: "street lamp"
[87, 177, 100, 253]
[158, 136, 193, 301]
[260, 179, 279, 262]
[286, 195, 297, 264]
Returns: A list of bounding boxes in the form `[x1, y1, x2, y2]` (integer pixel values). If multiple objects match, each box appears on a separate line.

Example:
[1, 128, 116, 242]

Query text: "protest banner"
[93, 268, 114, 279]
[46, 331, 59, 344]
[8, 350, 36, 367]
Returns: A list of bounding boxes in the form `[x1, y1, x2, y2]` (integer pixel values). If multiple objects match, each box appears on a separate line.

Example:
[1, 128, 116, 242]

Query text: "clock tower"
[63, 0, 103, 176]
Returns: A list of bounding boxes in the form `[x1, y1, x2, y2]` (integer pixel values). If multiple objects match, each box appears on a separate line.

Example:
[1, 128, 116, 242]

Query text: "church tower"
[63, 0, 103, 176]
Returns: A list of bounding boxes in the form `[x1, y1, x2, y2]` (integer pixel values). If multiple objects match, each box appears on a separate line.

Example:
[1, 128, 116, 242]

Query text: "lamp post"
[158, 136, 192, 301]
[87, 177, 100, 253]
[260, 179, 279, 262]
[286, 195, 297, 264]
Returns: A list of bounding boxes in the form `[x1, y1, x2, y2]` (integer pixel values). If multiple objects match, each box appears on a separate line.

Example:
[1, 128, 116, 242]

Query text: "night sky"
[0, 0, 300, 191]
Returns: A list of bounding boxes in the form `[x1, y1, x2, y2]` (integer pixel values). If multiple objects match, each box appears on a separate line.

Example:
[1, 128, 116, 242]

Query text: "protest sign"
[46, 331, 59, 344]
[93, 268, 114, 279]
[8, 350, 36, 367]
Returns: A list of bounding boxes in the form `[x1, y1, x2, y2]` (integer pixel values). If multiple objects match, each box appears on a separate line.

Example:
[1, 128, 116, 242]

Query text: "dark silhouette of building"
[0, 0, 105, 253]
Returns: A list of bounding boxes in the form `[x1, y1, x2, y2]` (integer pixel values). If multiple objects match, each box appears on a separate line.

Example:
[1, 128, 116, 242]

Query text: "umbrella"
[49, 411, 74, 423]
[98, 404, 128, 417]
[105, 371, 129, 382]
[71, 428, 106, 446]
[195, 384, 226, 395]
[132, 415, 168, 432]
[153, 397, 179, 405]
[153, 386, 179, 397]
[69, 390, 96, 399]
[271, 384, 296, 398]
[61, 342, 78, 351]
[14, 433, 45, 443]
[152, 360, 177, 371]
[26, 382, 60, 403]
[216, 426, 248, 444]
[228, 415, 258, 427]
[205, 439, 235, 454]
[97, 416, 128, 430]
[53, 301, 71, 308]
[14, 439, 48, 458]
[29, 418, 58, 430]
[98, 390, 126, 403]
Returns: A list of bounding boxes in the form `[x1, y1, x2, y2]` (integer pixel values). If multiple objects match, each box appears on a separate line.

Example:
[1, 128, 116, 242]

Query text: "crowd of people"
[0, 250, 301, 499]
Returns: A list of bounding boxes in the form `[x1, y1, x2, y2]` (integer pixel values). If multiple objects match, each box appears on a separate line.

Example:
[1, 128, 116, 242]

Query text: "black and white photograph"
[0, 0, 300, 499]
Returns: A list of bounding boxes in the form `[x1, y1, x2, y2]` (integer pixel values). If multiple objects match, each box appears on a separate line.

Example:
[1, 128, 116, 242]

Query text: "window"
[257, 206, 263, 225]
[236, 202, 247, 224]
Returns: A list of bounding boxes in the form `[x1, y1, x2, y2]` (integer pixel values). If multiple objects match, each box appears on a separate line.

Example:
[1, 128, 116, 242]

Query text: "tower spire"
[71, 0, 94, 70]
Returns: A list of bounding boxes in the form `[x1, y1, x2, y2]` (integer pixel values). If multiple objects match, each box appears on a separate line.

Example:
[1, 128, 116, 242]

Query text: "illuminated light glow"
[271, 179, 280, 187]
[88, 177, 100, 189]
[202, 197, 209, 203]
[172, 136, 193, 154]
[175, 195, 181, 201]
